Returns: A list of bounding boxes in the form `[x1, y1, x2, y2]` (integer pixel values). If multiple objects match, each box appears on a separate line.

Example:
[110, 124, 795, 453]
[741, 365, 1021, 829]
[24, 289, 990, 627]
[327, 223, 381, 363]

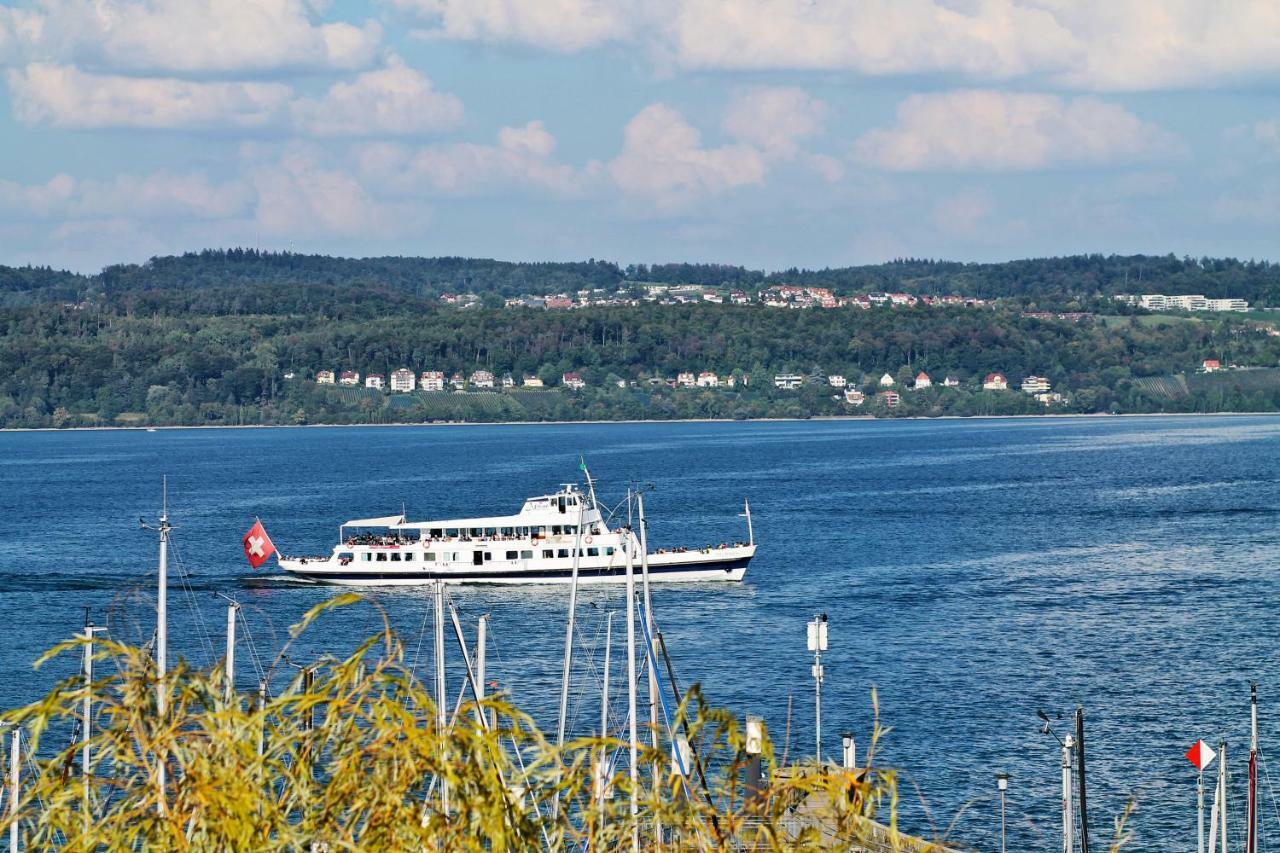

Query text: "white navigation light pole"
[81, 621, 107, 830]
[1186, 739, 1218, 853]
[807, 613, 828, 761]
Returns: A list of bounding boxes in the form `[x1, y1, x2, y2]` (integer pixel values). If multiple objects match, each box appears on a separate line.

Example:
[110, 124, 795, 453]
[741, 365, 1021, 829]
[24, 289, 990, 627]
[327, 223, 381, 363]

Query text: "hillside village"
[448, 284, 992, 311]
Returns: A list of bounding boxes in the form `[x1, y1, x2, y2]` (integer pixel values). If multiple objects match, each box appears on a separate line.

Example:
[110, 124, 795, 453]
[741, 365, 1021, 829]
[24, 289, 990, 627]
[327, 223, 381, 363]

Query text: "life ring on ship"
[584, 536, 593, 544]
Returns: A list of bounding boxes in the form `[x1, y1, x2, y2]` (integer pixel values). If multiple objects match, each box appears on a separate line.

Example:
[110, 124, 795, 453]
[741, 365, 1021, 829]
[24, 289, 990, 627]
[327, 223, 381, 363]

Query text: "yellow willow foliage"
[0, 596, 952, 852]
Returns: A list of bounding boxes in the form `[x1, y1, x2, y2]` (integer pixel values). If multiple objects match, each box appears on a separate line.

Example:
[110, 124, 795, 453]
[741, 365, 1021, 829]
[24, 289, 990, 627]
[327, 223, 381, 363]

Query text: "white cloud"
[0, 7, 42, 66]
[0, 171, 251, 220]
[23, 0, 380, 75]
[6, 63, 292, 129]
[722, 87, 827, 159]
[387, 0, 626, 53]
[852, 90, 1182, 172]
[250, 147, 409, 236]
[380, 1, 1280, 92]
[290, 58, 463, 137]
[358, 121, 582, 197]
[608, 103, 766, 209]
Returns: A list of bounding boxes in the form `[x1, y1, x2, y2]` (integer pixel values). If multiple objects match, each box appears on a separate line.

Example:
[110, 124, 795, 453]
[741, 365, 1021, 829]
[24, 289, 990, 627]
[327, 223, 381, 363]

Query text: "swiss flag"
[242, 519, 276, 569]
[1186, 739, 1216, 772]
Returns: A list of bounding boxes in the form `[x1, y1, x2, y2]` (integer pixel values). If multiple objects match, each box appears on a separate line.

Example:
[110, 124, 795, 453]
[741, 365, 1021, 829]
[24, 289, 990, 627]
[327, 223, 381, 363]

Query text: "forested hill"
[3, 249, 1280, 307]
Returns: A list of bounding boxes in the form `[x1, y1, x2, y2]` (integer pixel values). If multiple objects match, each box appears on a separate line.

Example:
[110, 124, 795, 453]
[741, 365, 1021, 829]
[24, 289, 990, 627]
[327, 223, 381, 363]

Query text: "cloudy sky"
[1, 0, 1279, 272]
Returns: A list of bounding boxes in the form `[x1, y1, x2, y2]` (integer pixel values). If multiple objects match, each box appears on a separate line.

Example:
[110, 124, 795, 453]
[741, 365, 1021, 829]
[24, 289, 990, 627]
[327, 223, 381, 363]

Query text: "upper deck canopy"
[341, 514, 407, 528]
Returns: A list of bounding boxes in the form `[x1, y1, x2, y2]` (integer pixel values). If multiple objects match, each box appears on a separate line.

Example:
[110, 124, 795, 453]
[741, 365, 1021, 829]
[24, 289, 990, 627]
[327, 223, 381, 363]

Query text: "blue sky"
[1, 0, 1279, 272]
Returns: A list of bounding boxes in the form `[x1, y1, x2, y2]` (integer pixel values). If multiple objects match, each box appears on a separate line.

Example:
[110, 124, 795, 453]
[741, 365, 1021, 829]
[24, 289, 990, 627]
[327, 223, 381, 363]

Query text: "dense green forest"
[6, 249, 1280, 307]
[2, 250, 1280, 428]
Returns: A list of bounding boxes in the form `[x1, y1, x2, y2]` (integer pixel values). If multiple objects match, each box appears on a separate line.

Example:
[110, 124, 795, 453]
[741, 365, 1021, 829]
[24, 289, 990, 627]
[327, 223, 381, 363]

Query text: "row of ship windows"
[341, 546, 618, 563]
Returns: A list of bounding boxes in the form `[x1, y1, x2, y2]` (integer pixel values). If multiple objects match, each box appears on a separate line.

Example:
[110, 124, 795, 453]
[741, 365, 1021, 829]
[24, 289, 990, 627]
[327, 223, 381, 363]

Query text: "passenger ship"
[276, 477, 755, 586]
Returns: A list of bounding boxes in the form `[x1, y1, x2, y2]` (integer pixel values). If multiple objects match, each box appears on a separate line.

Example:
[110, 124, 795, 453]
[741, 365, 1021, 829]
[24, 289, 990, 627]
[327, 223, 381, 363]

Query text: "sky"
[1, 1, 1279, 273]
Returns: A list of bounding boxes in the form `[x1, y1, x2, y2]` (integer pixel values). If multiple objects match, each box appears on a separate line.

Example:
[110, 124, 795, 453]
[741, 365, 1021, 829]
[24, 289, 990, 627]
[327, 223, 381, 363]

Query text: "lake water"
[2, 415, 1278, 850]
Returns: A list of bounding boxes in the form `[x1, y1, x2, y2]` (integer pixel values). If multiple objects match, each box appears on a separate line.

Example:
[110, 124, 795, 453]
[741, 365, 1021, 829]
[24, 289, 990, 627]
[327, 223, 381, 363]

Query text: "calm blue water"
[2, 416, 1279, 850]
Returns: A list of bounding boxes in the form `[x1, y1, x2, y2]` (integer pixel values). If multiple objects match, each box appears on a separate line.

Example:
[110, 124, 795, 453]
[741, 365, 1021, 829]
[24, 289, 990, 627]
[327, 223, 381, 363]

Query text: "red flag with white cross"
[242, 519, 276, 569]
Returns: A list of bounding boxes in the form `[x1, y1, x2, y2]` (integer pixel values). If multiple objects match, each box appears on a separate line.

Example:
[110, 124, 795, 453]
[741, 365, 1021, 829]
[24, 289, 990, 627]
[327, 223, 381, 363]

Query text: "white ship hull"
[279, 545, 753, 586]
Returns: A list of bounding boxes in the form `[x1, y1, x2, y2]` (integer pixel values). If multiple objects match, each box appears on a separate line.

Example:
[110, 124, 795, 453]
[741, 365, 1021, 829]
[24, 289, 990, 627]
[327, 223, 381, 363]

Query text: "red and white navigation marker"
[1187, 739, 1217, 772]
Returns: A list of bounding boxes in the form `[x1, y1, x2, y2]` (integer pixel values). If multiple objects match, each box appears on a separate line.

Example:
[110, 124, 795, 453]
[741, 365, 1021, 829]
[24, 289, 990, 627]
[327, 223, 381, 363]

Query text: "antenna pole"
[744, 498, 754, 547]
[625, 490, 639, 851]
[434, 580, 448, 814]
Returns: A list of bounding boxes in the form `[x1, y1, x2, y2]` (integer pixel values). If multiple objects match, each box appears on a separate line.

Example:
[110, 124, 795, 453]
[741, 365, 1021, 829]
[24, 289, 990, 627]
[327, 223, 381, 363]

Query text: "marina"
[1, 416, 1279, 847]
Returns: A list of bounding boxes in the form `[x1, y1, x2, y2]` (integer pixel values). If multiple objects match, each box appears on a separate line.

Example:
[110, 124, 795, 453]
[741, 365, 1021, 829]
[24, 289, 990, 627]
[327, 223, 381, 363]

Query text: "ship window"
[486, 528, 497, 537]
[425, 552, 436, 562]
[605, 547, 615, 556]
[520, 550, 532, 559]
[405, 553, 415, 562]
[338, 552, 353, 561]
[506, 550, 518, 560]
[484, 552, 492, 562]
[470, 528, 483, 537]
[376, 553, 387, 562]
[551, 525, 562, 535]
[361, 553, 372, 562]
[587, 547, 599, 557]
[472, 551, 484, 566]
[390, 553, 401, 562]
[501, 527, 514, 537]
[542, 549, 553, 559]
[445, 528, 458, 538]
[430, 529, 443, 538]
[557, 548, 569, 558]
[557, 496, 567, 513]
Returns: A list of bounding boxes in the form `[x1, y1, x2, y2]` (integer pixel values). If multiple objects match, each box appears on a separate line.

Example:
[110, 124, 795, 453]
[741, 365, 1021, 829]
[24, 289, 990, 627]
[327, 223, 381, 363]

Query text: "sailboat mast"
[155, 479, 170, 812]
[1062, 732, 1075, 853]
[1075, 706, 1090, 853]
[636, 492, 661, 842]
[624, 490, 639, 851]
[1248, 684, 1258, 853]
[1220, 742, 1229, 853]
[597, 611, 613, 837]
[556, 497, 587, 751]
[434, 580, 448, 814]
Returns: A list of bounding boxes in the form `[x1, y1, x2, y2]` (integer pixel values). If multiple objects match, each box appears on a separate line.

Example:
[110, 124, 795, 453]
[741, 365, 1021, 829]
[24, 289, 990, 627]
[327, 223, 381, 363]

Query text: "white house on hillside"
[365, 374, 384, 390]
[390, 368, 416, 392]
[983, 372, 1008, 391]
[879, 373, 895, 387]
[828, 375, 846, 388]
[1021, 376, 1051, 394]
[420, 371, 445, 391]
[697, 371, 719, 387]
[914, 371, 931, 389]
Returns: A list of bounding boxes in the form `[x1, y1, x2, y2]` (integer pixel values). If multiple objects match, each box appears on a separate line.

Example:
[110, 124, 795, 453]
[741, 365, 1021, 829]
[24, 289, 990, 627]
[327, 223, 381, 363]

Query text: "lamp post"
[995, 772, 1009, 853]
[841, 732, 856, 770]
[807, 614, 828, 762]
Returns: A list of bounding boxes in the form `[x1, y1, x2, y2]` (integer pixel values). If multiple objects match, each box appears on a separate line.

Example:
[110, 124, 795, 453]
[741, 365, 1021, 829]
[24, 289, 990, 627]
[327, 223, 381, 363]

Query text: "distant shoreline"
[3, 410, 1277, 434]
